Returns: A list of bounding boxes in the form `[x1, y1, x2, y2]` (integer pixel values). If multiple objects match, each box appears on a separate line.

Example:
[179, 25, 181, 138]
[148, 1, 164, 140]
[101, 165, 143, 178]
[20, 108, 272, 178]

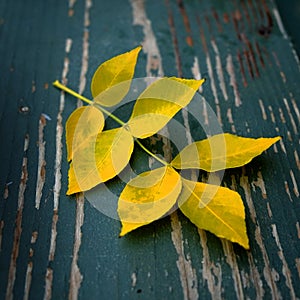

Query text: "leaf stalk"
[53, 80, 168, 166]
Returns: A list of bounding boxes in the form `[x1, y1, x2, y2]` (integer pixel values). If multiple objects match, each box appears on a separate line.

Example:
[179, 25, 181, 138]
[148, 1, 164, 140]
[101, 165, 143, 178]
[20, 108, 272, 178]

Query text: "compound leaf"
[127, 77, 204, 138]
[118, 166, 182, 236]
[67, 127, 134, 195]
[91, 46, 142, 106]
[171, 133, 281, 172]
[179, 178, 249, 249]
[66, 105, 105, 162]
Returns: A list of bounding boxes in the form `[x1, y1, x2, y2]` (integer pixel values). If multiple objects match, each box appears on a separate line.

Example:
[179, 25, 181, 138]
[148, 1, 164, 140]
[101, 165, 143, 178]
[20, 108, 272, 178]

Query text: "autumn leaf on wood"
[53, 46, 281, 249]
[118, 166, 181, 236]
[178, 178, 249, 249]
[127, 77, 204, 138]
[171, 133, 281, 172]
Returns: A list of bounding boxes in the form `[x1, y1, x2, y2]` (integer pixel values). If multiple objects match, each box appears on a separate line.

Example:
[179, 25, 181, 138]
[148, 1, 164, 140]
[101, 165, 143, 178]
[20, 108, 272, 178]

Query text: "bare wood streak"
[191, 57, 203, 93]
[23, 262, 33, 300]
[226, 54, 241, 107]
[69, 195, 84, 300]
[211, 40, 228, 101]
[289, 170, 299, 197]
[198, 229, 222, 299]
[171, 213, 199, 300]
[35, 115, 47, 209]
[221, 240, 244, 299]
[240, 174, 281, 299]
[44, 36, 73, 299]
[69, 1, 92, 297]
[130, 0, 163, 78]
[0, 220, 4, 251]
[271, 224, 297, 299]
[6, 135, 29, 300]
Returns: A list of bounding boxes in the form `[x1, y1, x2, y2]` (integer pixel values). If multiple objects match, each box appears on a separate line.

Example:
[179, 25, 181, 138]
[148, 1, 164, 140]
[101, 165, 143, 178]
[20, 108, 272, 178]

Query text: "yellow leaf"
[127, 77, 205, 138]
[118, 166, 182, 236]
[179, 178, 249, 249]
[67, 127, 134, 194]
[171, 133, 281, 171]
[91, 46, 142, 106]
[66, 106, 104, 162]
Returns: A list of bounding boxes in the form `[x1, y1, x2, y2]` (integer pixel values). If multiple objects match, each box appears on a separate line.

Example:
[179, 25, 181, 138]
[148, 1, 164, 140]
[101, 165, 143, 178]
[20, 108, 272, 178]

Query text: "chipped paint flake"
[131, 272, 137, 288]
[65, 38, 73, 53]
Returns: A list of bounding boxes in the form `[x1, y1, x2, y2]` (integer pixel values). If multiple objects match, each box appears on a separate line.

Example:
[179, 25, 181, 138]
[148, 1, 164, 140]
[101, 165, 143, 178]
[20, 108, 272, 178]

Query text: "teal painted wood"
[0, 0, 299, 299]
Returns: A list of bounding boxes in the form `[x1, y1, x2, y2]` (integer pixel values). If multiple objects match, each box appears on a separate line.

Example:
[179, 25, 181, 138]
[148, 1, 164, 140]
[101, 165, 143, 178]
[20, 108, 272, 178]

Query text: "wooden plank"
[0, 0, 299, 299]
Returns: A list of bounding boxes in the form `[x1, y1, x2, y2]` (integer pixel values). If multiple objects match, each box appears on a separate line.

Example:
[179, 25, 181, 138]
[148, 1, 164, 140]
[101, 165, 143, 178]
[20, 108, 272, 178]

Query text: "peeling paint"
[284, 181, 293, 202]
[226, 54, 241, 107]
[69, 195, 84, 300]
[191, 57, 203, 93]
[266, 202, 273, 218]
[0, 220, 4, 251]
[171, 213, 199, 300]
[290, 96, 300, 123]
[226, 108, 236, 133]
[283, 98, 298, 134]
[273, 8, 300, 70]
[198, 228, 222, 299]
[131, 272, 137, 288]
[252, 171, 267, 199]
[289, 170, 299, 197]
[296, 222, 300, 239]
[206, 54, 222, 124]
[131, 0, 163, 78]
[44, 34, 73, 298]
[271, 224, 296, 299]
[247, 252, 265, 298]
[221, 240, 244, 299]
[6, 135, 29, 300]
[35, 114, 47, 209]
[240, 174, 281, 299]
[295, 258, 300, 280]
[211, 40, 227, 100]
[23, 262, 33, 300]
[44, 268, 53, 300]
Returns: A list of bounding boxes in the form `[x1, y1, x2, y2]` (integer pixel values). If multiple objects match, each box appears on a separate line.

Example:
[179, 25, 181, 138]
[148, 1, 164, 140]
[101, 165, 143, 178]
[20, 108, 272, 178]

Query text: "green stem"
[53, 80, 168, 167]
[53, 80, 93, 105]
[53, 80, 125, 126]
[135, 138, 168, 167]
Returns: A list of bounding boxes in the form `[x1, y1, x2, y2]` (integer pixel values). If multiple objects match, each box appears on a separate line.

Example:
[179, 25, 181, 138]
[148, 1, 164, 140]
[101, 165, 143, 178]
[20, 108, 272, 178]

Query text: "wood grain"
[0, 0, 299, 299]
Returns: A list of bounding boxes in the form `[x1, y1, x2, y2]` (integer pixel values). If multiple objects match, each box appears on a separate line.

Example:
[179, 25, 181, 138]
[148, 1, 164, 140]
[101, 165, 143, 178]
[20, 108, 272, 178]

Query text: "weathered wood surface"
[0, 0, 300, 299]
